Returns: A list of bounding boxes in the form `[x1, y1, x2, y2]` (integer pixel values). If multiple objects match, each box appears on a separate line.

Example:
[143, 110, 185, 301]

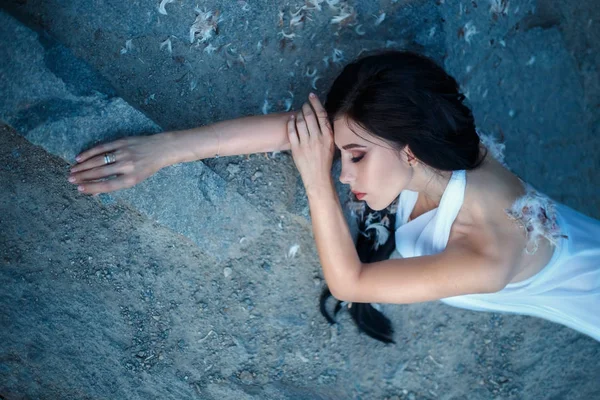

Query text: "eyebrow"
[341, 144, 367, 150]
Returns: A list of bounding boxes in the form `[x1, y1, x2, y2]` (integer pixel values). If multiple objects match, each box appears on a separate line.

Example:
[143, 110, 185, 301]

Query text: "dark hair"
[320, 206, 397, 344]
[325, 50, 485, 171]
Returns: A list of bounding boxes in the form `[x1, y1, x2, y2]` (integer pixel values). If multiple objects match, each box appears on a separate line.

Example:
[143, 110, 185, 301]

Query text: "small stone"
[313, 278, 321, 286]
[223, 267, 232, 278]
[251, 171, 263, 181]
[226, 163, 241, 176]
[239, 370, 253, 384]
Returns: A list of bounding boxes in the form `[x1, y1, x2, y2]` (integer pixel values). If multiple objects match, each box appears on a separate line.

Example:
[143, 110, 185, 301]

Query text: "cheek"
[365, 154, 411, 207]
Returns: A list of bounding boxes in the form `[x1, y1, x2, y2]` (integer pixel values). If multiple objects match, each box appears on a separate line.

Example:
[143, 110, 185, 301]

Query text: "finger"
[287, 115, 299, 147]
[70, 163, 126, 184]
[308, 93, 332, 136]
[71, 150, 122, 173]
[75, 139, 125, 163]
[295, 111, 309, 142]
[77, 175, 137, 195]
[302, 101, 321, 138]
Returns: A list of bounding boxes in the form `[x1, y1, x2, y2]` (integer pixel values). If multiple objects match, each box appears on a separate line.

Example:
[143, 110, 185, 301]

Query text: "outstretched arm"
[69, 112, 294, 194]
[161, 112, 294, 163]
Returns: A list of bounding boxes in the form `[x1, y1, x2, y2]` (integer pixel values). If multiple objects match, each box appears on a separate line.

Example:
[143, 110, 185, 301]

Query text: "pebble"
[251, 171, 263, 181]
[239, 370, 254, 384]
[261, 262, 272, 272]
[223, 267, 232, 278]
[226, 163, 241, 176]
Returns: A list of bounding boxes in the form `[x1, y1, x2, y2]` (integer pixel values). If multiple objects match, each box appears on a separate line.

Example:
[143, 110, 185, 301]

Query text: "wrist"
[305, 177, 336, 200]
[159, 126, 216, 165]
[156, 131, 184, 166]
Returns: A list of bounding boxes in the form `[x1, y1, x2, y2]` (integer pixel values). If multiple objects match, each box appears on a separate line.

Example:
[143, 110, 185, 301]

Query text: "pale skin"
[69, 94, 555, 304]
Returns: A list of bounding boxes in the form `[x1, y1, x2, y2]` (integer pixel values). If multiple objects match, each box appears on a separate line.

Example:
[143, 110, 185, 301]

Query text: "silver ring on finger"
[104, 152, 117, 165]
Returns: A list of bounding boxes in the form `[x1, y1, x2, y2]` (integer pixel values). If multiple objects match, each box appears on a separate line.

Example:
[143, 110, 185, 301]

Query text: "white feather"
[158, 0, 175, 15]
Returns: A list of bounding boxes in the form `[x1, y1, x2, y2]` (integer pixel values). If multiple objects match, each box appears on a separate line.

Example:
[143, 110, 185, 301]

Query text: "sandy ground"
[2, 123, 600, 399]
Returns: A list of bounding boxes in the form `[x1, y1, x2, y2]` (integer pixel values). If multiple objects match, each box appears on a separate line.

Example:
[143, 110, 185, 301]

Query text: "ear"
[404, 145, 417, 163]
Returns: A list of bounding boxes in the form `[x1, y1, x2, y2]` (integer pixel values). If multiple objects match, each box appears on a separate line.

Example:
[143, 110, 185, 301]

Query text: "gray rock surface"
[2, 122, 599, 400]
[0, 10, 268, 262]
[3, 0, 598, 218]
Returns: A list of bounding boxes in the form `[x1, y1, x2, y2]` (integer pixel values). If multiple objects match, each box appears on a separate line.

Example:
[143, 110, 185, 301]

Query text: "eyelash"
[350, 155, 364, 163]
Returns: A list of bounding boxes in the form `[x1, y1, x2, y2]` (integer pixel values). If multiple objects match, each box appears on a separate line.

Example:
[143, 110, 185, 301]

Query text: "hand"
[68, 134, 171, 195]
[288, 93, 335, 195]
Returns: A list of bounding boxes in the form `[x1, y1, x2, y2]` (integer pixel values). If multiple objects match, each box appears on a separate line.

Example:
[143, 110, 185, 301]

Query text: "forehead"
[333, 117, 377, 148]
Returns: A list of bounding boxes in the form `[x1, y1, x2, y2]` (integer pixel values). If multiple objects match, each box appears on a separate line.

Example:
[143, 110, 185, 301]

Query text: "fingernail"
[76, 156, 82, 162]
[78, 186, 84, 192]
[309, 93, 316, 98]
[290, 114, 295, 120]
[68, 176, 76, 183]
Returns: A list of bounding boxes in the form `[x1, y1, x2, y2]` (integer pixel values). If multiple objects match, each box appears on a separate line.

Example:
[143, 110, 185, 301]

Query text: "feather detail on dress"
[505, 186, 568, 254]
[477, 129, 507, 166]
[477, 129, 567, 254]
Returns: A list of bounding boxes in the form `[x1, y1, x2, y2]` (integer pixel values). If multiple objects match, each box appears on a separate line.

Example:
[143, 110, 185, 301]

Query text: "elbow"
[329, 279, 364, 303]
[326, 262, 365, 302]
[328, 277, 360, 303]
[328, 283, 353, 302]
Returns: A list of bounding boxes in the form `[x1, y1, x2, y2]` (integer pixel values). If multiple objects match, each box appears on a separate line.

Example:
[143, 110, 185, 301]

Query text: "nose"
[338, 159, 354, 185]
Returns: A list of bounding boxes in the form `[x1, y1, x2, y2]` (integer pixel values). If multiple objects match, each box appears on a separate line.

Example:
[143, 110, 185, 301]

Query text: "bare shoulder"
[450, 154, 554, 285]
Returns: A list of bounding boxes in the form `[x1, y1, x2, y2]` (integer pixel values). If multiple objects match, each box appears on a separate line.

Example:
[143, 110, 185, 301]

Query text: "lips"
[352, 191, 366, 200]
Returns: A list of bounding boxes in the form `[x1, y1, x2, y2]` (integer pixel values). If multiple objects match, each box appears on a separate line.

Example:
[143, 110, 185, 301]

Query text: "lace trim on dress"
[477, 130, 568, 254]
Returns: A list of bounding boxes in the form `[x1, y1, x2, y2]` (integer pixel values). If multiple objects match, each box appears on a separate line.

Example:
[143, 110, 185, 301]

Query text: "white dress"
[391, 169, 600, 342]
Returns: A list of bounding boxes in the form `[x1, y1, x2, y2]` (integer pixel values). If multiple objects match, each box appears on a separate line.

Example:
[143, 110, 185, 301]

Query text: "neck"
[408, 167, 453, 208]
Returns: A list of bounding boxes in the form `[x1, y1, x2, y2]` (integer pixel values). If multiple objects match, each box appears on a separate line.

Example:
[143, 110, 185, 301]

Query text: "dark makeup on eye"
[351, 154, 365, 163]
[337, 143, 366, 163]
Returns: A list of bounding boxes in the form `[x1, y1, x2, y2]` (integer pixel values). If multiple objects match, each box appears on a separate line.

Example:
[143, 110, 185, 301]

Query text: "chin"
[366, 195, 397, 211]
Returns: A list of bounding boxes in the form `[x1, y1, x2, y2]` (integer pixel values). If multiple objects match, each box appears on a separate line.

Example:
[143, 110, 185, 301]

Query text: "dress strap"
[394, 190, 419, 230]
[394, 170, 467, 258]
[432, 170, 466, 251]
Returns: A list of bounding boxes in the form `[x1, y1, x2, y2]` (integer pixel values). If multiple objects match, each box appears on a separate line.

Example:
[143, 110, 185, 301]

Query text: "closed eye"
[351, 155, 364, 163]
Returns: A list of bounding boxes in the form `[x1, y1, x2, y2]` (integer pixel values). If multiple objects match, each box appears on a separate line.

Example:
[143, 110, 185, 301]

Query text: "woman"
[68, 51, 600, 342]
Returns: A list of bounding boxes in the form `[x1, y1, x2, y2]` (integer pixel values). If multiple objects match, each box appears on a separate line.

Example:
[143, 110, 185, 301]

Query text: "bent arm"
[162, 112, 294, 165]
[306, 181, 515, 303]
